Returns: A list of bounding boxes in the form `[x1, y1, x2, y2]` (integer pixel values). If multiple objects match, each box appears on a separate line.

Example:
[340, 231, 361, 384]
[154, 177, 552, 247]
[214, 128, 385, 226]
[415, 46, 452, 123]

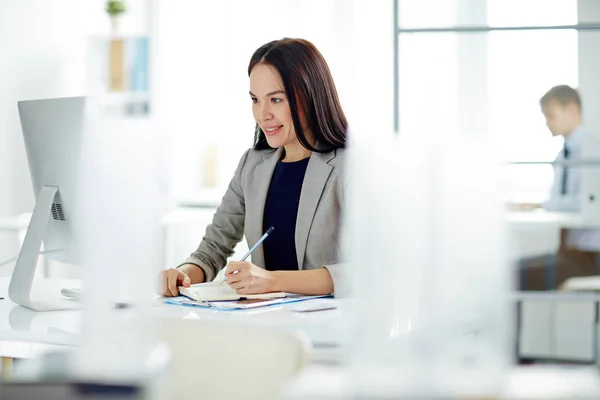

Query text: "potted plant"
[106, 0, 126, 35]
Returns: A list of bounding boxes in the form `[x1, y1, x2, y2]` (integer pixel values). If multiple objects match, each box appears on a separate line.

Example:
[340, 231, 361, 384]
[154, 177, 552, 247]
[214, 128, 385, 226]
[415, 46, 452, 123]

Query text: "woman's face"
[249, 63, 300, 149]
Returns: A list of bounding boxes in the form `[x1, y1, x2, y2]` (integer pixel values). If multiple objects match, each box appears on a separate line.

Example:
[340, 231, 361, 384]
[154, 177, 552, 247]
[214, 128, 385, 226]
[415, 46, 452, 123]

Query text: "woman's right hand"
[157, 268, 191, 297]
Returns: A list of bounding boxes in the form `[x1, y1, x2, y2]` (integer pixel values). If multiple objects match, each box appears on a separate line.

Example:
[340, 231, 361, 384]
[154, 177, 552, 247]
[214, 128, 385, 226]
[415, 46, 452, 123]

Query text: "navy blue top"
[263, 157, 310, 271]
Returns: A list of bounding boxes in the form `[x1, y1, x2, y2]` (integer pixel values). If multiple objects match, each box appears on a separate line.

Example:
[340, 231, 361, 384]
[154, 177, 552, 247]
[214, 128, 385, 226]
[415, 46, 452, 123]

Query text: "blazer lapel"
[246, 147, 282, 268]
[295, 149, 335, 269]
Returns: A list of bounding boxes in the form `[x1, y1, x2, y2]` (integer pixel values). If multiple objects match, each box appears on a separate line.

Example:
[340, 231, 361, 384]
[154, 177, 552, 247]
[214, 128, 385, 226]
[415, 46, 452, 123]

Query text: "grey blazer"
[182, 145, 347, 295]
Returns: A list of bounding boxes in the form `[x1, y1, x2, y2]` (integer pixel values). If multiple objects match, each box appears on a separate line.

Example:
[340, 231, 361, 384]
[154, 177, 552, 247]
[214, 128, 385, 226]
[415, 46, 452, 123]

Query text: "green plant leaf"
[106, 0, 126, 17]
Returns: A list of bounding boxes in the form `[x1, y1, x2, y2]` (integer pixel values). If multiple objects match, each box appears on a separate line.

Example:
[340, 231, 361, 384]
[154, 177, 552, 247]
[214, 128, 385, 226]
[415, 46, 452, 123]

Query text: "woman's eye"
[271, 98, 282, 104]
[251, 97, 258, 104]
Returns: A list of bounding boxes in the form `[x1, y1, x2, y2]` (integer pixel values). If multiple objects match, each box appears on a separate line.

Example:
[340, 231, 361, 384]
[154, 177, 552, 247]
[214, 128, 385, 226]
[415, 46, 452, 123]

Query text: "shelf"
[86, 36, 151, 117]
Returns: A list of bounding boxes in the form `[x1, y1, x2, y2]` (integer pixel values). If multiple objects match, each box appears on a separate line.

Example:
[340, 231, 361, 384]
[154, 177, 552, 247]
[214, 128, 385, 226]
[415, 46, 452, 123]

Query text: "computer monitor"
[581, 133, 600, 224]
[10, 96, 101, 311]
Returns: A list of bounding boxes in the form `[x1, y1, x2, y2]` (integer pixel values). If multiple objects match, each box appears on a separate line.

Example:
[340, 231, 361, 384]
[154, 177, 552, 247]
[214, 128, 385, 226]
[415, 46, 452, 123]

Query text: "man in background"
[519, 85, 600, 290]
[541, 85, 583, 211]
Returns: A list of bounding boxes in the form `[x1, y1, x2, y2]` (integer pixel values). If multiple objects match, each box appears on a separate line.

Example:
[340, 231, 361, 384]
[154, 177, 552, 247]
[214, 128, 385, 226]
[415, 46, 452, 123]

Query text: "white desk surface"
[0, 277, 345, 363]
[506, 210, 595, 228]
[3, 277, 600, 398]
[283, 364, 600, 399]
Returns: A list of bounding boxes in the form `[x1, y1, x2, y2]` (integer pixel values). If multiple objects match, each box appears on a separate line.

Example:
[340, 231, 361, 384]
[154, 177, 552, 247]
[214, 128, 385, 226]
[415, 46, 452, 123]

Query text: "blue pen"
[219, 226, 274, 285]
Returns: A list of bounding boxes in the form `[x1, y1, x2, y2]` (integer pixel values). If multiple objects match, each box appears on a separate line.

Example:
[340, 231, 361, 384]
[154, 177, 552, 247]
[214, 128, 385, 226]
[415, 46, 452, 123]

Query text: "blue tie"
[560, 145, 569, 195]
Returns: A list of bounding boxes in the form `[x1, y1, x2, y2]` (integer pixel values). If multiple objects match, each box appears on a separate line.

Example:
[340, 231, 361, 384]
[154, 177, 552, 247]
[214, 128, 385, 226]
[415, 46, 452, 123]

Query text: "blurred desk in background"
[506, 210, 588, 228]
[0, 214, 30, 273]
[506, 210, 594, 259]
[507, 212, 600, 363]
[0, 215, 31, 233]
[161, 207, 249, 269]
[516, 291, 600, 363]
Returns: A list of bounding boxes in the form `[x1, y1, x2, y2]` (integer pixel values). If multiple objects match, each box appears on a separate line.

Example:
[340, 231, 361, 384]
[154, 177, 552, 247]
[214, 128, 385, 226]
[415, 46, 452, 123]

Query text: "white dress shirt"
[543, 126, 583, 212]
[543, 126, 600, 251]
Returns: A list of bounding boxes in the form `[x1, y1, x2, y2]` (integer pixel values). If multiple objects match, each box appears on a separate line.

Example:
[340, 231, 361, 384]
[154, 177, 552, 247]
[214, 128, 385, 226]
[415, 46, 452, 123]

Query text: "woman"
[158, 38, 348, 297]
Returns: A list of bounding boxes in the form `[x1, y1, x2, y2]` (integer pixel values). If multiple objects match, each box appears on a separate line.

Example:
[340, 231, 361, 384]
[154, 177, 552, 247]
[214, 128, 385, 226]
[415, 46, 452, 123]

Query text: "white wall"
[155, 0, 394, 202]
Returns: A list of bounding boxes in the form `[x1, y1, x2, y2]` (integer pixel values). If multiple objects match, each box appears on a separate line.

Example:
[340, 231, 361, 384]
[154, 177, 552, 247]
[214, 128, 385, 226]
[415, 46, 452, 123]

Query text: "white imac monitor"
[10, 96, 100, 311]
[581, 133, 600, 224]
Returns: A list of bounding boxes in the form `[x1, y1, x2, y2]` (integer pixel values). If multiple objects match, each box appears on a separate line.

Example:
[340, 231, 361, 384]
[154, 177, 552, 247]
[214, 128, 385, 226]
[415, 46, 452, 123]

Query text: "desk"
[506, 210, 597, 260]
[516, 291, 600, 362]
[1, 281, 597, 364]
[2, 276, 600, 398]
[162, 207, 250, 270]
[283, 364, 600, 399]
[0, 277, 346, 369]
[506, 210, 587, 228]
[0, 215, 30, 232]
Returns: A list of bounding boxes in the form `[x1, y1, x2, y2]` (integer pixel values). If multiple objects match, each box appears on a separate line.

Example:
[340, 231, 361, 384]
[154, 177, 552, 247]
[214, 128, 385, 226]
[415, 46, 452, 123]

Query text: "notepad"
[165, 294, 332, 310]
[178, 281, 286, 302]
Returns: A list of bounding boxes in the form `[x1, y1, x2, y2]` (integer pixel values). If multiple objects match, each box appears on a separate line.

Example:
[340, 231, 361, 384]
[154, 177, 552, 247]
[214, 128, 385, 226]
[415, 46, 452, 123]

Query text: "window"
[395, 0, 599, 203]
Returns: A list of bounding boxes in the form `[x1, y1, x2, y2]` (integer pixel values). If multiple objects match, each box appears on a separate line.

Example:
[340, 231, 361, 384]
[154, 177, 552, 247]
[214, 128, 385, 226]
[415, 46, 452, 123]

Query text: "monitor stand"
[8, 186, 80, 311]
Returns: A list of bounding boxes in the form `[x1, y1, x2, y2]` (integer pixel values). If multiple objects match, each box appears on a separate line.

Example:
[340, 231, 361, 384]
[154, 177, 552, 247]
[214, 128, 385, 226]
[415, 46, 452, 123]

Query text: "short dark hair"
[248, 38, 348, 152]
[540, 85, 581, 110]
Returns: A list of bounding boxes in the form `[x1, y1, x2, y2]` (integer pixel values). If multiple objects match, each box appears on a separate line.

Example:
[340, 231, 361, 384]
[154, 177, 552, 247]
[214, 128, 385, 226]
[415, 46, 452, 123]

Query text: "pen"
[219, 226, 274, 285]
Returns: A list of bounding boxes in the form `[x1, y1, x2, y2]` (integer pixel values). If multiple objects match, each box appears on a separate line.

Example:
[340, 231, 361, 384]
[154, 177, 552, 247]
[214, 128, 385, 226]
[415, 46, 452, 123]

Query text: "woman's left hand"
[225, 261, 277, 294]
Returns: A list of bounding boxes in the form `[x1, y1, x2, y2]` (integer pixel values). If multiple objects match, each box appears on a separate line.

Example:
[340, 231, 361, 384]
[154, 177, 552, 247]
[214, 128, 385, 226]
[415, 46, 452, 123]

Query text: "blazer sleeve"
[178, 149, 250, 282]
[324, 158, 351, 297]
[324, 263, 349, 297]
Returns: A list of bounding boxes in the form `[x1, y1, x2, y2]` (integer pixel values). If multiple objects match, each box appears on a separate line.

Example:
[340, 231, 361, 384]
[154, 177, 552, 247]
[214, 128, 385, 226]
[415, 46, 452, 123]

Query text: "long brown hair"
[248, 38, 348, 152]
